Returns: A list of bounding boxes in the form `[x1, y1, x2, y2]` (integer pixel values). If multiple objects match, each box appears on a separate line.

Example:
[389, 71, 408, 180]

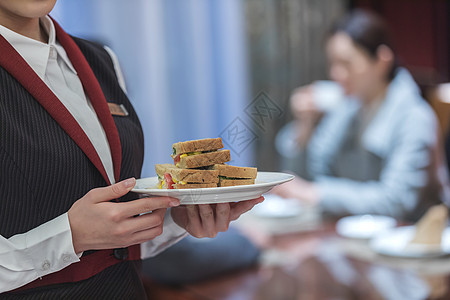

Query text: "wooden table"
[142, 219, 450, 300]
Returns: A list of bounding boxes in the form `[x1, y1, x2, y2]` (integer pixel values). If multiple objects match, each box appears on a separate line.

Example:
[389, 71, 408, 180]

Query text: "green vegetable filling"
[219, 176, 243, 180]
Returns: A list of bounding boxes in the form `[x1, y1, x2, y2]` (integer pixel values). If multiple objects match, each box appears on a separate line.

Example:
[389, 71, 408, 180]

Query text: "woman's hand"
[290, 85, 318, 119]
[68, 178, 180, 253]
[170, 197, 264, 238]
[290, 85, 324, 147]
[271, 176, 319, 206]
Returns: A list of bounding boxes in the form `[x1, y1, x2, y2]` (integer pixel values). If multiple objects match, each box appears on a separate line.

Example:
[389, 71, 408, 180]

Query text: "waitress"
[0, 0, 263, 298]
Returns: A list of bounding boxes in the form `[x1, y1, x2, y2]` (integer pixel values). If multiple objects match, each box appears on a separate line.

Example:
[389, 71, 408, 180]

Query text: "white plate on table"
[336, 215, 397, 239]
[132, 172, 294, 205]
[370, 226, 450, 258]
[251, 193, 303, 218]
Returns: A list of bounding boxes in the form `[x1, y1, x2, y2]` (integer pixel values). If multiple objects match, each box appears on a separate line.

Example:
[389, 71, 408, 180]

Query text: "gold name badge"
[108, 103, 129, 116]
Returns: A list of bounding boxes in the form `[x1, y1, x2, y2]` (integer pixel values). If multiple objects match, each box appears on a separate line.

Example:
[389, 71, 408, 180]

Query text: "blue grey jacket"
[308, 69, 448, 221]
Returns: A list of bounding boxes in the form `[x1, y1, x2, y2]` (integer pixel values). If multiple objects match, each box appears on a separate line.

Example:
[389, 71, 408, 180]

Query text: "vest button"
[113, 248, 129, 260]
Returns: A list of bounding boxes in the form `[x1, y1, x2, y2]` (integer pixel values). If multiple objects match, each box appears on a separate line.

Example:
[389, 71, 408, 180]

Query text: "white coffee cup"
[312, 80, 343, 112]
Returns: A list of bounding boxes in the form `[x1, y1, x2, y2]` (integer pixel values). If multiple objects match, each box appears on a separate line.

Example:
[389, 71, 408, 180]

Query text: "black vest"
[1, 37, 147, 299]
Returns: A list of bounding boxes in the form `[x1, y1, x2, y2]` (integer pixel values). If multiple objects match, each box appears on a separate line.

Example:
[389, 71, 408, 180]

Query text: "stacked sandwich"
[213, 164, 257, 187]
[155, 138, 257, 189]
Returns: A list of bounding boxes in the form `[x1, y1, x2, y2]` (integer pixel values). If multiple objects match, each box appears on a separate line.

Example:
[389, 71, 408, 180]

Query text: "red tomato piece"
[173, 154, 181, 165]
[164, 173, 174, 189]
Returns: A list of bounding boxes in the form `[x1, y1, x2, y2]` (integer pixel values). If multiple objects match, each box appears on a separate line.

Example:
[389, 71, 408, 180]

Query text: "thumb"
[87, 178, 136, 203]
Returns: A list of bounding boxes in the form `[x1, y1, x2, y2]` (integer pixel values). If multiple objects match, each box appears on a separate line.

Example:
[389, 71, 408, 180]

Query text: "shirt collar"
[0, 15, 77, 79]
[41, 16, 77, 75]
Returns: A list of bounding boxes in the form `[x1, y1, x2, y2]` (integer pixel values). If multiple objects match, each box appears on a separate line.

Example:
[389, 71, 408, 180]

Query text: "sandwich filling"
[173, 151, 215, 167]
[155, 163, 220, 189]
[219, 175, 245, 180]
[173, 151, 201, 166]
[157, 173, 187, 189]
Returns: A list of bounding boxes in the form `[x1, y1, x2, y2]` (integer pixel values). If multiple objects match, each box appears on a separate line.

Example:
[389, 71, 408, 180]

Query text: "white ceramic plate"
[336, 215, 397, 239]
[251, 193, 303, 218]
[132, 172, 294, 205]
[370, 226, 450, 258]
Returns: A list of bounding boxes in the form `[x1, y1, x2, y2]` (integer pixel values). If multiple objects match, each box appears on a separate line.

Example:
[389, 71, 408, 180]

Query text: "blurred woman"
[273, 9, 448, 221]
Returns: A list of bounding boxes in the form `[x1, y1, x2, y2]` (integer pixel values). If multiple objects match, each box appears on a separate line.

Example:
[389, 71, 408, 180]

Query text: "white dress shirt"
[0, 16, 186, 293]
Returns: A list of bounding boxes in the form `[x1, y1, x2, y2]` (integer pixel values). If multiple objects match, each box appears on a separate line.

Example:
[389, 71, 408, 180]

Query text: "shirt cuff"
[316, 178, 360, 216]
[0, 213, 80, 292]
[140, 208, 187, 259]
[22, 213, 80, 277]
[316, 182, 333, 207]
[163, 209, 188, 236]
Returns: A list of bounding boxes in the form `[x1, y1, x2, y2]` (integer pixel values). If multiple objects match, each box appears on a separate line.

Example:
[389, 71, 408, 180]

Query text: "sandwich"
[155, 163, 219, 189]
[212, 164, 257, 187]
[409, 204, 448, 246]
[172, 138, 231, 168]
[153, 137, 258, 190]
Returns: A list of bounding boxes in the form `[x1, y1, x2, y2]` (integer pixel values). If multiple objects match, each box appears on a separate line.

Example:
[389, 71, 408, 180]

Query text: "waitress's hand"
[170, 197, 264, 238]
[68, 178, 180, 254]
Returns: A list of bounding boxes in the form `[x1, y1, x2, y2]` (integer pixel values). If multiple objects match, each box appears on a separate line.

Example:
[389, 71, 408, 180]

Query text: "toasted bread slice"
[172, 138, 224, 157]
[219, 178, 255, 187]
[212, 164, 257, 179]
[155, 164, 219, 183]
[177, 150, 231, 169]
[173, 183, 217, 189]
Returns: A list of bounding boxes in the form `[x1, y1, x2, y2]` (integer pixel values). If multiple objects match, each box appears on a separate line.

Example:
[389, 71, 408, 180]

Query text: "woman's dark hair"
[328, 9, 398, 80]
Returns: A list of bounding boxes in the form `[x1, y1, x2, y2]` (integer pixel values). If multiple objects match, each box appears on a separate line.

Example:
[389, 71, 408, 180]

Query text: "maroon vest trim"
[0, 20, 141, 292]
[11, 245, 141, 293]
[52, 18, 122, 183]
[0, 36, 112, 186]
